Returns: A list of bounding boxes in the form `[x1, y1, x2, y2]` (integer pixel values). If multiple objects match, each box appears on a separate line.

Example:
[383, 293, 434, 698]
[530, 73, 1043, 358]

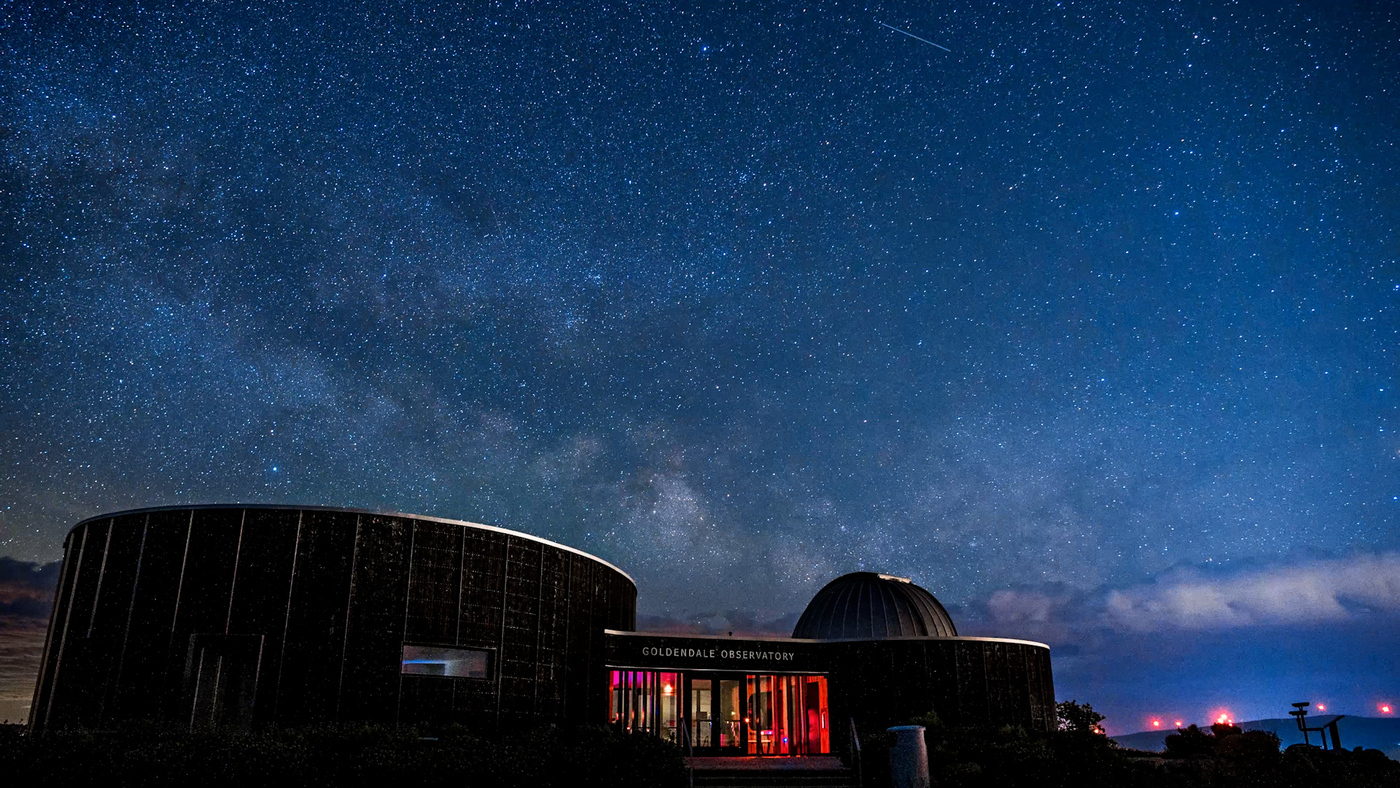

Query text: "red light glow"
[1315, 703, 1325, 712]
[1151, 719, 1161, 728]
[1382, 704, 1393, 715]
[1215, 712, 1233, 725]
[1174, 720, 1183, 728]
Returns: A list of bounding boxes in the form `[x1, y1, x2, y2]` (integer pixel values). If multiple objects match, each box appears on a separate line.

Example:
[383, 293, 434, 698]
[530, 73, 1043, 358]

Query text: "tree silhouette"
[1163, 724, 1220, 757]
[1056, 700, 1106, 735]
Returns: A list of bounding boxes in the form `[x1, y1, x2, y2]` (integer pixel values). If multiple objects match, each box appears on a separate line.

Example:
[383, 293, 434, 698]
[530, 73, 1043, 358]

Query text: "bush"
[0, 723, 687, 788]
[906, 709, 1398, 788]
[918, 719, 1174, 788]
[1164, 724, 1216, 758]
[1215, 729, 1280, 765]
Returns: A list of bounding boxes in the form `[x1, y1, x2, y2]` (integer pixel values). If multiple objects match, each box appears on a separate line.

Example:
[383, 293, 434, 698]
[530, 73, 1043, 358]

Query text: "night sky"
[2, 1, 1398, 732]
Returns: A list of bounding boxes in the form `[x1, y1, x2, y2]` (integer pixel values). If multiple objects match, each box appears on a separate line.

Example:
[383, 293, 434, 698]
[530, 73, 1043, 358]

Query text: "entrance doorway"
[686, 675, 746, 754]
[610, 669, 829, 756]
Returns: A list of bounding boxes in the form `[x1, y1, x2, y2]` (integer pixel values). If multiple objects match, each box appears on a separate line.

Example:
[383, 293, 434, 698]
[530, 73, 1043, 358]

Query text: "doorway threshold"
[686, 756, 846, 770]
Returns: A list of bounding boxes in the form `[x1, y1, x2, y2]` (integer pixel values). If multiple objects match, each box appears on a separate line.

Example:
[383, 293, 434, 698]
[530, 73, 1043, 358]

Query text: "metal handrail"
[680, 716, 694, 788]
[849, 717, 862, 787]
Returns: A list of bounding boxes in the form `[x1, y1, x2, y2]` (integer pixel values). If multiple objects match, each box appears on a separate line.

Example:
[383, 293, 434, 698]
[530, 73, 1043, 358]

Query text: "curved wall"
[30, 506, 636, 732]
[827, 637, 1056, 732]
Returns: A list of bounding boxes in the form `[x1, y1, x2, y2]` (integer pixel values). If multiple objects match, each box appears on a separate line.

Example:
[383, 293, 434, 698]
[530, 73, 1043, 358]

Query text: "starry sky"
[2, 0, 1398, 732]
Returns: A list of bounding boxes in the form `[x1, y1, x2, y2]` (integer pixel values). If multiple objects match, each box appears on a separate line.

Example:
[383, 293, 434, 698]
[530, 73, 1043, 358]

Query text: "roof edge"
[606, 629, 1050, 650]
[71, 503, 634, 585]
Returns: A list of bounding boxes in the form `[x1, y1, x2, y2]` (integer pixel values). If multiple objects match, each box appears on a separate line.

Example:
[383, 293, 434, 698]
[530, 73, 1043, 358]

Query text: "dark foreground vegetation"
[0, 722, 687, 788]
[854, 701, 1400, 788]
[3, 703, 1395, 788]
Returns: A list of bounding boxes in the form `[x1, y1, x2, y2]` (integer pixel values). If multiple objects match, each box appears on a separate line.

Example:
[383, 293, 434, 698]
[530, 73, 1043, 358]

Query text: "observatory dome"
[792, 572, 958, 639]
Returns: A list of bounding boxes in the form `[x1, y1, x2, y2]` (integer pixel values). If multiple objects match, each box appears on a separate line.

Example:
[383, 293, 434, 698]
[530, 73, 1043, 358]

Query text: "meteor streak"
[875, 19, 952, 52]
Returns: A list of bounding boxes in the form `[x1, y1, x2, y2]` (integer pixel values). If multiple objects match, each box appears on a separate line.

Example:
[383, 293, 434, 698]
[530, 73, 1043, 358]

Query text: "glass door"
[717, 678, 744, 754]
[686, 673, 746, 755]
[680, 672, 827, 756]
[688, 678, 712, 749]
[747, 675, 773, 754]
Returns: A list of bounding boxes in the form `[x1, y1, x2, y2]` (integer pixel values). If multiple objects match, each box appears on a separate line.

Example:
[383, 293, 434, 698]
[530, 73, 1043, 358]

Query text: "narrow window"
[400, 644, 490, 679]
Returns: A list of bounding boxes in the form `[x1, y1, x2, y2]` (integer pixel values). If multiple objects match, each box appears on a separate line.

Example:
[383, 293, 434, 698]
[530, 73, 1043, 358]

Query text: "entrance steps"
[687, 756, 857, 788]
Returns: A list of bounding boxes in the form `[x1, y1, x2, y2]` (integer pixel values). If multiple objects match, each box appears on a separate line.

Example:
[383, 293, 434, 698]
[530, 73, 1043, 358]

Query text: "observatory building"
[30, 505, 1054, 755]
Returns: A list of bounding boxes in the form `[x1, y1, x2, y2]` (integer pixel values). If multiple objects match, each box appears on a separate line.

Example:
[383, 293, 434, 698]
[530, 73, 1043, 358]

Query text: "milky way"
[2, 0, 1398, 709]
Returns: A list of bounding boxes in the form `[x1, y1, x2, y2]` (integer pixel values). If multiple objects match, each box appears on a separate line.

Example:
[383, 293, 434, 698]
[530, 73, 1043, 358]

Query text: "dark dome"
[792, 572, 958, 639]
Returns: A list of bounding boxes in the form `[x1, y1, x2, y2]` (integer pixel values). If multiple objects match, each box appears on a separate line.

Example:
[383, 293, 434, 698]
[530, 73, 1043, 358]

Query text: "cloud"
[0, 558, 61, 620]
[973, 553, 1400, 642]
[1101, 553, 1400, 631]
[964, 554, 1400, 731]
[0, 617, 46, 713]
[0, 559, 58, 723]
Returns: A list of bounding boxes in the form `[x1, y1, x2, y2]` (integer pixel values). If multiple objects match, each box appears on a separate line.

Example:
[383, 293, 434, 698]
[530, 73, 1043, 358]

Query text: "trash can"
[887, 725, 930, 788]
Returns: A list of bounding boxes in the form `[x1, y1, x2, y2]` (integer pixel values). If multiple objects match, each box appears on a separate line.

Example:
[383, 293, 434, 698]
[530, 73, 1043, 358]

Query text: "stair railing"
[848, 717, 862, 787]
[680, 716, 694, 788]
[681, 715, 695, 756]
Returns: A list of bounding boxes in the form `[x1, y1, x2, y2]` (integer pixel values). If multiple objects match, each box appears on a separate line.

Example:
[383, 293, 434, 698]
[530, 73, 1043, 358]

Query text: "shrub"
[0, 723, 686, 788]
[1215, 729, 1279, 765]
[1164, 724, 1216, 758]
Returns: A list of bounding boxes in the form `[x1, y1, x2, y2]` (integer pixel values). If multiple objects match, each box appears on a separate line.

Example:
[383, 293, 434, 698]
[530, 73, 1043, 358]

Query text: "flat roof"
[73, 504, 634, 585]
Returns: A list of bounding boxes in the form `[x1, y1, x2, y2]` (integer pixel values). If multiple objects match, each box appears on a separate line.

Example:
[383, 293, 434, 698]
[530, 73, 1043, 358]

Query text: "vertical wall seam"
[1021, 647, 1033, 725]
[37, 527, 85, 730]
[335, 515, 363, 721]
[224, 510, 246, 635]
[985, 643, 996, 722]
[532, 547, 545, 715]
[560, 555, 572, 719]
[586, 562, 596, 721]
[28, 541, 65, 730]
[86, 520, 114, 637]
[160, 512, 195, 722]
[106, 515, 149, 727]
[44, 524, 90, 728]
[393, 519, 415, 727]
[451, 530, 472, 718]
[454, 525, 465, 645]
[273, 511, 304, 719]
[188, 650, 207, 729]
[495, 537, 510, 729]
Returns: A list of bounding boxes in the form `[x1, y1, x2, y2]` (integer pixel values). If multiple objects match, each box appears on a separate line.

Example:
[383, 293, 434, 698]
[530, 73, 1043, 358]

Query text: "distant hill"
[1113, 716, 1400, 760]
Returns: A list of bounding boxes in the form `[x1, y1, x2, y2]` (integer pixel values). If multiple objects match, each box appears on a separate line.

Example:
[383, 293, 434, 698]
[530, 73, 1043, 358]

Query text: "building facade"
[31, 506, 1054, 752]
[29, 506, 635, 733]
[601, 574, 1056, 755]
